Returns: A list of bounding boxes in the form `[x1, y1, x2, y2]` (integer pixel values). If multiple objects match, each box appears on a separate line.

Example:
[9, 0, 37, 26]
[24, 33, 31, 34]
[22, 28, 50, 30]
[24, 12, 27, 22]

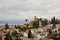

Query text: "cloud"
[0, 0, 60, 19]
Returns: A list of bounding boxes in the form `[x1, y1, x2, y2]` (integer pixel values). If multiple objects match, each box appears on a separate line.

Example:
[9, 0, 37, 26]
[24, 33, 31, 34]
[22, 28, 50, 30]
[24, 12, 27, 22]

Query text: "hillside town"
[0, 16, 60, 40]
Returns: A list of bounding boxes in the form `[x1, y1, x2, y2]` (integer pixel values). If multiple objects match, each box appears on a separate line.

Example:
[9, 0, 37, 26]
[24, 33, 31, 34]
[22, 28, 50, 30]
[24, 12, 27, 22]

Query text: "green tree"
[39, 18, 48, 27]
[33, 21, 39, 28]
[0, 35, 2, 40]
[12, 31, 19, 40]
[28, 30, 32, 38]
[54, 19, 59, 24]
[50, 33, 60, 40]
[5, 23, 9, 30]
[33, 18, 39, 28]
[15, 25, 20, 29]
[51, 16, 56, 29]
[5, 32, 13, 40]
[51, 16, 56, 26]
[41, 19, 48, 27]
[15, 25, 17, 29]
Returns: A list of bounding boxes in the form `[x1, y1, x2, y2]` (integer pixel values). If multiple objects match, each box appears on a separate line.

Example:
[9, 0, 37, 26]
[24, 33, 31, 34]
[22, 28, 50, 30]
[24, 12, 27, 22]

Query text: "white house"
[23, 32, 28, 37]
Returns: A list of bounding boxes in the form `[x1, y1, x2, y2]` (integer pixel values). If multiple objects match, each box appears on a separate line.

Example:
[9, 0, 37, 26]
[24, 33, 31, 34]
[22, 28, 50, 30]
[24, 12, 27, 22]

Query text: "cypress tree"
[5, 23, 9, 30]
[51, 16, 56, 29]
[28, 30, 32, 38]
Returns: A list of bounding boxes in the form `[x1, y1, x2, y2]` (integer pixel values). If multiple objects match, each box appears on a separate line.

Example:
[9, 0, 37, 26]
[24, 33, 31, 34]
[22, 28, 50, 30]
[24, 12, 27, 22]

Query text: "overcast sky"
[0, 0, 60, 20]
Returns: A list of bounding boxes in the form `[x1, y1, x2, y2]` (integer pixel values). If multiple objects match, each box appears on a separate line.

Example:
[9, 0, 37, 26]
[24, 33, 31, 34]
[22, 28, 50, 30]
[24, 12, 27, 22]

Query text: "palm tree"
[25, 19, 28, 28]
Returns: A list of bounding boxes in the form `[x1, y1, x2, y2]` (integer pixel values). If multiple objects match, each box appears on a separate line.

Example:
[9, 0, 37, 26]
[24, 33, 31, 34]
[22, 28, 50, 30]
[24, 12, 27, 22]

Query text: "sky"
[0, 0, 60, 20]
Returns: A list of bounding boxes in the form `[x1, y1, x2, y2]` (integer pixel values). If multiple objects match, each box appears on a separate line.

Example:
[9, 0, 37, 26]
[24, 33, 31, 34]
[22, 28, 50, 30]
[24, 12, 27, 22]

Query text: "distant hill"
[0, 19, 31, 25]
[0, 20, 4, 24]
